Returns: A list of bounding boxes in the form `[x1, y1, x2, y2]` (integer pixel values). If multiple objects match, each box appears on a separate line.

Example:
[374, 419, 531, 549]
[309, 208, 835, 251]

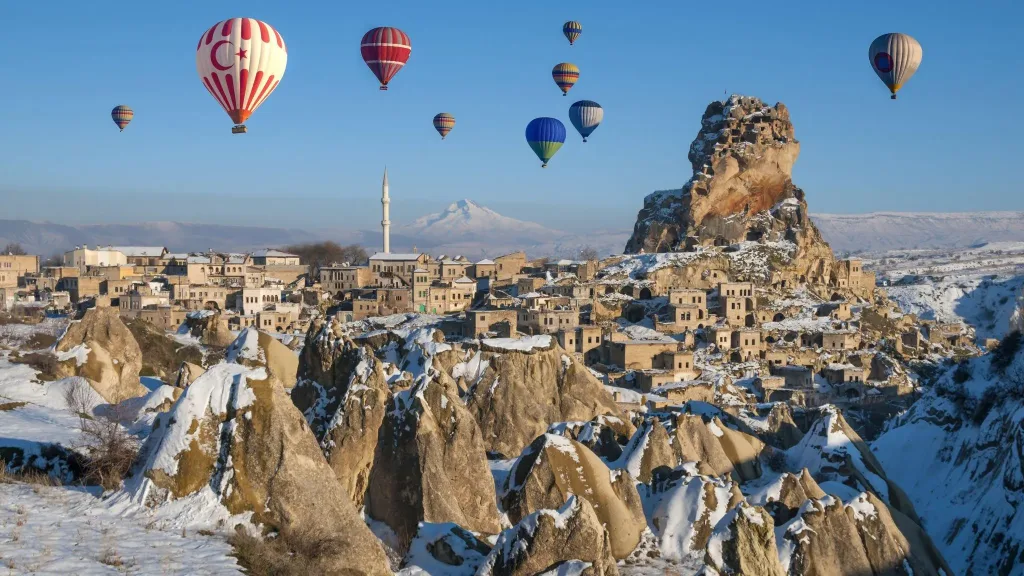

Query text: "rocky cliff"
[624, 95, 835, 283]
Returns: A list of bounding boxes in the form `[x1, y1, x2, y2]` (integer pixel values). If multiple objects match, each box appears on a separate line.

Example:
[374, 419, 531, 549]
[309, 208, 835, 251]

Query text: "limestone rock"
[479, 496, 619, 576]
[704, 502, 785, 576]
[502, 434, 645, 559]
[174, 361, 205, 388]
[613, 417, 677, 483]
[184, 310, 235, 347]
[131, 362, 391, 574]
[671, 414, 738, 480]
[777, 496, 874, 576]
[54, 307, 146, 403]
[465, 337, 630, 458]
[366, 371, 500, 546]
[624, 95, 835, 285]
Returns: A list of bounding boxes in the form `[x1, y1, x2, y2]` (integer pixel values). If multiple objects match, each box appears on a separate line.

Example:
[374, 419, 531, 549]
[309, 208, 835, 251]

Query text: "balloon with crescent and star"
[552, 63, 579, 96]
[111, 105, 133, 132]
[196, 18, 288, 133]
[361, 27, 411, 90]
[563, 21, 582, 46]
[525, 117, 566, 168]
[868, 33, 922, 99]
[433, 113, 455, 140]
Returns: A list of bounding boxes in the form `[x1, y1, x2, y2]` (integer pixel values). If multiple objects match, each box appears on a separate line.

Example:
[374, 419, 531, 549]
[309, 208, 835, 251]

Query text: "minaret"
[381, 167, 391, 254]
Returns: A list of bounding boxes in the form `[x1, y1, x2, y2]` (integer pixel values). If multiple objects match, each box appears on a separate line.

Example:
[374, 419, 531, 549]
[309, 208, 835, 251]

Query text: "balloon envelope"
[196, 18, 288, 128]
[111, 105, 133, 131]
[361, 27, 411, 90]
[433, 113, 455, 139]
[525, 117, 566, 167]
[552, 63, 579, 96]
[569, 100, 603, 142]
[869, 33, 922, 99]
[563, 21, 582, 45]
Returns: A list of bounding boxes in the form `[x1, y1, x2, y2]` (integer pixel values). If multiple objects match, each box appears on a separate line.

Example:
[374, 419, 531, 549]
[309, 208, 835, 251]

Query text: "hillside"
[813, 211, 1024, 254]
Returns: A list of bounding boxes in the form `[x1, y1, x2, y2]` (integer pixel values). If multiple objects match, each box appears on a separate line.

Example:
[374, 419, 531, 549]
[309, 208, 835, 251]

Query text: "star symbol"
[235, 48, 247, 59]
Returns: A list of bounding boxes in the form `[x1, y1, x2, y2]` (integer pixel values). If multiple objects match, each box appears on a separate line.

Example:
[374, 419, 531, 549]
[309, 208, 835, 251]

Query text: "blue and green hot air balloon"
[569, 100, 603, 142]
[525, 117, 566, 168]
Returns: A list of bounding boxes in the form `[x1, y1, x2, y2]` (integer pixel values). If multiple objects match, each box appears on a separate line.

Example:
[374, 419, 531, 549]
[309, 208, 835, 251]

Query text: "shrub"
[64, 381, 139, 491]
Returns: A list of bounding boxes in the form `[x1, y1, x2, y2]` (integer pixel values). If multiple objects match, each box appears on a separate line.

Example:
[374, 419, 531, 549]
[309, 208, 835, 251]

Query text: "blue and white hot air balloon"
[869, 33, 923, 99]
[568, 100, 603, 142]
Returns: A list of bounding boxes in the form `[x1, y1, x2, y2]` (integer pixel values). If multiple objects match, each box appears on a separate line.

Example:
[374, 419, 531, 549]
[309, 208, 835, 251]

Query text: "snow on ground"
[0, 318, 67, 349]
[481, 335, 552, 352]
[0, 482, 242, 575]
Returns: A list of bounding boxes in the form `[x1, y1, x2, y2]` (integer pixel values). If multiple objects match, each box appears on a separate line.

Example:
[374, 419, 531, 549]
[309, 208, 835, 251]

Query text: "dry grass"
[0, 402, 26, 412]
[0, 459, 63, 487]
[8, 351, 60, 381]
[64, 381, 140, 491]
[228, 526, 350, 576]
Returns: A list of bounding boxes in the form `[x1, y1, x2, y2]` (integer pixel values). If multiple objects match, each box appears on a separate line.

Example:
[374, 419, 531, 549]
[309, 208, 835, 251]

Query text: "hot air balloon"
[433, 113, 455, 140]
[552, 63, 579, 96]
[525, 117, 566, 168]
[111, 105, 133, 132]
[361, 27, 411, 90]
[869, 33, 922, 99]
[196, 18, 288, 134]
[563, 21, 582, 46]
[569, 100, 603, 142]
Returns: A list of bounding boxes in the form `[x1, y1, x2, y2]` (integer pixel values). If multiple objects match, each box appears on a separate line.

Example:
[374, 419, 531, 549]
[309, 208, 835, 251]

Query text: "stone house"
[320, 265, 372, 295]
[63, 246, 128, 270]
[369, 253, 430, 287]
[471, 259, 497, 280]
[257, 310, 293, 332]
[439, 258, 471, 281]
[135, 306, 187, 330]
[822, 330, 861, 351]
[607, 340, 678, 370]
[650, 380, 715, 403]
[518, 307, 578, 335]
[422, 278, 475, 314]
[770, 365, 813, 389]
[708, 326, 733, 350]
[351, 287, 413, 320]
[719, 282, 754, 298]
[0, 255, 40, 289]
[251, 249, 300, 266]
[61, 276, 104, 302]
[762, 349, 790, 367]
[516, 276, 546, 295]
[822, 364, 867, 385]
[493, 251, 528, 280]
[112, 247, 167, 267]
[732, 329, 764, 359]
[555, 325, 604, 356]
[239, 287, 283, 316]
[465, 308, 518, 338]
[119, 286, 170, 314]
[186, 285, 233, 311]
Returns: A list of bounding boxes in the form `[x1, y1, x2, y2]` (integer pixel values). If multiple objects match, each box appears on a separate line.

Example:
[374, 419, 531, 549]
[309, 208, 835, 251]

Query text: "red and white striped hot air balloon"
[196, 18, 287, 134]
[360, 27, 411, 90]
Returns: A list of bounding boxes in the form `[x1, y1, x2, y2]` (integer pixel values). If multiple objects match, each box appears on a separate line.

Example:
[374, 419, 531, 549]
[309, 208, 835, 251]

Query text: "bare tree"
[2, 243, 26, 256]
[284, 242, 369, 279]
[64, 380, 140, 490]
[41, 253, 63, 267]
[579, 246, 599, 262]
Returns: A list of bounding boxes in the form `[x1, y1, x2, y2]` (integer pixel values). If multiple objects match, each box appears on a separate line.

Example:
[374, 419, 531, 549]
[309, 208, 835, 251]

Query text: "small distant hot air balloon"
[433, 113, 455, 140]
[563, 21, 582, 46]
[196, 18, 288, 134]
[361, 27, 412, 90]
[552, 63, 579, 96]
[569, 100, 603, 142]
[111, 105, 133, 132]
[869, 33, 922, 99]
[525, 117, 566, 168]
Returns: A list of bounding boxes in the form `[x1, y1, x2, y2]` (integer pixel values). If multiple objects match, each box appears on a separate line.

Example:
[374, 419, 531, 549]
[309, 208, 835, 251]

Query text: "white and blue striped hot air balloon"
[869, 33, 923, 99]
[568, 100, 603, 142]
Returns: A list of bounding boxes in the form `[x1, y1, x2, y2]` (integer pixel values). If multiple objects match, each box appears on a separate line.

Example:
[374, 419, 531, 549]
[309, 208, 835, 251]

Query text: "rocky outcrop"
[705, 503, 785, 576]
[464, 337, 630, 457]
[644, 471, 739, 560]
[225, 328, 298, 390]
[366, 372, 500, 546]
[624, 95, 834, 285]
[131, 342, 390, 574]
[672, 414, 741, 480]
[748, 469, 826, 524]
[613, 417, 677, 483]
[479, 496, 619, 576]
[54, 307, 146, 403]
[502, 434, 645, 559]
[174, 361, 205, 388]
[124, 317, 205, 381]
[184, 311, 235, 348]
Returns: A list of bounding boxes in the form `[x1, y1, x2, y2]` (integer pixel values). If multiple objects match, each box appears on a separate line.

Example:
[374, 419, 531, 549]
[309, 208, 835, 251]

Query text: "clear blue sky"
[1, 0, 1021, 233]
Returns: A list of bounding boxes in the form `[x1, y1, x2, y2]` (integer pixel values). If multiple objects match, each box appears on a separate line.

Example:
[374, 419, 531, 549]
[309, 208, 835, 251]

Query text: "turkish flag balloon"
[196, 18, 287, 128]
[360, 27, 411, 90]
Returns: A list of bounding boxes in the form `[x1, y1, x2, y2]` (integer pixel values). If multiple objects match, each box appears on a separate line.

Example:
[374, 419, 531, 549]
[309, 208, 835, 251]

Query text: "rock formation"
[54, 307, 146, 403]
[464, 336, 630, 457]
[624, 95, 834, 284]
[130, 331, 390, 574]
[184, 310, 235, 347]
[366, 372, 501, 546]
[502, 434, 645, 559]
[704, 502, 785, 576]
[479, 496, 619, 576]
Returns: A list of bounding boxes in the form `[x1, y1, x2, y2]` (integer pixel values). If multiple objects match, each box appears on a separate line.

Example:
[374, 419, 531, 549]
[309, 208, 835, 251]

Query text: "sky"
[1, 0, 1021, 234]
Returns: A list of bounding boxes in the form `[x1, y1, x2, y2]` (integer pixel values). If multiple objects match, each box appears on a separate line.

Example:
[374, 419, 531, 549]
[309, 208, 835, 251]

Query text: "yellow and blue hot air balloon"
[111, 105, 133, 132]
[569, 100, 603, 142]
[869, 33, 923, 99]
[433, 113, 455, 140]
[563, 21, 582, 46]
[525, 117, 566, 168]
[552, 63, 579, 96]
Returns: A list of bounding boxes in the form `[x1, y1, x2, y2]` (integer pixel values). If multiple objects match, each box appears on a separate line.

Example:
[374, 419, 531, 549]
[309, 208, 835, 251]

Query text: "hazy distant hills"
[6, 207, 1022, 259]
[811, 212, 1024, 254]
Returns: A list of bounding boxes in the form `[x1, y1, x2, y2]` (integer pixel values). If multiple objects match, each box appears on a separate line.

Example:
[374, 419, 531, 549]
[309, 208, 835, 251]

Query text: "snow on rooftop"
[369, 252, 424, 261]
[475, 259, 495, 265]
[251, 249, 297, 257]
[110, 246, 166, 257]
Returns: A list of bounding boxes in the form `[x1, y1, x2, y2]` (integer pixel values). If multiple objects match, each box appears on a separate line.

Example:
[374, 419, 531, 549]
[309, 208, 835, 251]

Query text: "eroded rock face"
[184, 311, 235, 347]
[614, 417, 677, 483]
[464, 338, 630, 458]
[366, 372, 500, 546]
[131, 339, 390, 575]
[705, 502, 785, 576]
[624, 95, 834, 284]
[502, 434, 645, 559]
[54, 307, 146, 403]
[644, 471, 738, 560]
[479, 496, 619, 576]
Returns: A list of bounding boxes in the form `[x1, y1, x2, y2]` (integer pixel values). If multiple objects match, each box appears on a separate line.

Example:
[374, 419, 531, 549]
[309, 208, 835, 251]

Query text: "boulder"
[776, 496, 873, 576]
[184, 310, 235, 347]
[54, 307, 146, 403]
[502, 434, 645, 559]
[131, 359, 390, 575]
[174, 361, 205, 388]
[704, 502, 785, 576]
[547, 415, 631, 461]
[465, 336, 630, 458]
[366, 371, 500, 546]
[479, 496, 619, 576]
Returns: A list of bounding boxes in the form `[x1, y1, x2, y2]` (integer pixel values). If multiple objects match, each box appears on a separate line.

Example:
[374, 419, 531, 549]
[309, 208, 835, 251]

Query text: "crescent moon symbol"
[210, 40, 235, 72]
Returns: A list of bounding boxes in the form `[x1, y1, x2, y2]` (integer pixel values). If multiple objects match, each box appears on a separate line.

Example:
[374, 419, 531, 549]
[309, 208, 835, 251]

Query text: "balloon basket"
[232, 125, 248, 134]
[541, 164, 548, 168]
[890, 94, 897, 100]
[380, 85, 388, 91]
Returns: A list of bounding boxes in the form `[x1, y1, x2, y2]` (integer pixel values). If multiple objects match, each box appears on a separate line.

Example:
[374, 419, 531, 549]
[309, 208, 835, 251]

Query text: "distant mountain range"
[5, 207, 1023, 259]
[811, 212, 1024, 254]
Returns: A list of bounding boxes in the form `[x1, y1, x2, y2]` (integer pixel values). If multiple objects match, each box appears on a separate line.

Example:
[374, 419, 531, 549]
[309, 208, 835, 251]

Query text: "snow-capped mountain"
[401, 199, 557, 239]
[813, 211, 1024, 254]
